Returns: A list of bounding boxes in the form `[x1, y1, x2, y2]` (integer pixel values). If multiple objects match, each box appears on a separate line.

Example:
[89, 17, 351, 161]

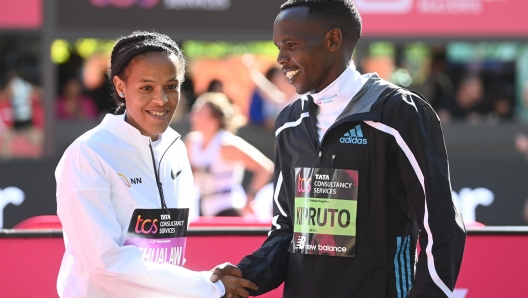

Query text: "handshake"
[210, 262, 258, 298]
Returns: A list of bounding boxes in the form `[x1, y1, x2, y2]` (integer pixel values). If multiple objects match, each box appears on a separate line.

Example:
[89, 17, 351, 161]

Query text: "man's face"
[273, 7, 336, 94]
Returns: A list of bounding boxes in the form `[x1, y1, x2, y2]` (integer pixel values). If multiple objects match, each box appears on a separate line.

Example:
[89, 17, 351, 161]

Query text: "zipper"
[309, 96, 367, 165]
[148, 136, 180, 214]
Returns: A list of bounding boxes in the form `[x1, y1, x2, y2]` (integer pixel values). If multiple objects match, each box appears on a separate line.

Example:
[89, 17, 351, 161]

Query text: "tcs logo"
[297, 174, 312, 193]
[90, 0, 160, 8]
[135, 215, 159, 234]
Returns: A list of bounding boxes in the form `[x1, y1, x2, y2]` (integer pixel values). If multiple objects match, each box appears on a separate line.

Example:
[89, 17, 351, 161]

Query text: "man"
[213, 1, 466, 297]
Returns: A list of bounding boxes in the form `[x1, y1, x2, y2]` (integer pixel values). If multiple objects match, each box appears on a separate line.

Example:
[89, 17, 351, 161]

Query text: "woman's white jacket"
[55, 113, 224, 298]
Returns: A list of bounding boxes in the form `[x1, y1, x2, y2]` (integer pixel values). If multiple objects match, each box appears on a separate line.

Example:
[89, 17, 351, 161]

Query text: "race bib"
[124, 208, 189, 266]
[289, 168, 358, 257]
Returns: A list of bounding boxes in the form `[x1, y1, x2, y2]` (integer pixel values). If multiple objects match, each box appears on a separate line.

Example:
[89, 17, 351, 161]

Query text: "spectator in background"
[83, 54, 114, 116]
[419, 47, 453, 109]
[56, 78, 98, 121]
[437, 74, 484, 123]
[6, 67, 33, 131]
[0, 88, 13, 158]
[487, 82, 514, 123]
[2, 67, 43, 158]
[206, 79, 224, 93]
[185, 92, 273, 217]
[244, 54, 298, 130]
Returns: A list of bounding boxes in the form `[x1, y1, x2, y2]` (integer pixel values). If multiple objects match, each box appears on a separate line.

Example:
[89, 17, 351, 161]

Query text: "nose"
[152, 88, 169, 105]
[277, 48, 289, 66]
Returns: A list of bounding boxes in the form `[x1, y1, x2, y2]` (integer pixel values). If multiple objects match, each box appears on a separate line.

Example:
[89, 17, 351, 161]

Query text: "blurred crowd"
[3, 37, 528, 220]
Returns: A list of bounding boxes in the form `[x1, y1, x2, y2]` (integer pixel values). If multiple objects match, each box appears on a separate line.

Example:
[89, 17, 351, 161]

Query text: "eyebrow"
[139, 78, 179, 83]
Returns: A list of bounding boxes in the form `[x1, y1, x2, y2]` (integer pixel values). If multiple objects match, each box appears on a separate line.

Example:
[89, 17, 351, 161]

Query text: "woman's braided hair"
[107, 31, 186, 114]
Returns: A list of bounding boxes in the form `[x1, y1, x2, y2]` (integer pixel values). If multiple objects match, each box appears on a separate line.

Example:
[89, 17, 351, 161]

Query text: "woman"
[55, 31, 256, 298]
[186, 92, 273, 217]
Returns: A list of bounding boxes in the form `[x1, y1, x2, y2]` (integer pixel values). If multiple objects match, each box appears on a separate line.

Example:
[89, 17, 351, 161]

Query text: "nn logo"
[340, 125, 367, 145]
[118, 173, 142, 188]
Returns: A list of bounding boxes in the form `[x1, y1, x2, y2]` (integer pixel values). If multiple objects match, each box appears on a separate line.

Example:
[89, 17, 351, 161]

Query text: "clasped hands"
[210, 262, 257, 298]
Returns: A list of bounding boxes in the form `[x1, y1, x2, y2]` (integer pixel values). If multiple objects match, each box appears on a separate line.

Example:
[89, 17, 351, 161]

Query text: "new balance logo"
[296, 235, 306, 250]
[340, 125, 367, 145]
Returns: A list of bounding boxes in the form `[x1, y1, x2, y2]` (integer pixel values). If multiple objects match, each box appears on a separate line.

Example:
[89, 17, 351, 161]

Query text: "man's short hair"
[280, 0, 362, 49]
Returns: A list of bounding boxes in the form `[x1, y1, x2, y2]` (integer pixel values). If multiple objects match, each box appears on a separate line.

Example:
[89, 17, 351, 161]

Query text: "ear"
[326, 28, 343, 53]
[113, 75, 125, 96]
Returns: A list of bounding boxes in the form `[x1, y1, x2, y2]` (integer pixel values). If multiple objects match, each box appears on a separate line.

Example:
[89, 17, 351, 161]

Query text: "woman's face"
[113, 52, 181, 140]
[190, 103, 220, 133]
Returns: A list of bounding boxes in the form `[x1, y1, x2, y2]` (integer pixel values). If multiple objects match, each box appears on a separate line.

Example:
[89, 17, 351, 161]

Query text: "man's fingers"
[239, 278, 258, 291]
[224, 265, 242, 277]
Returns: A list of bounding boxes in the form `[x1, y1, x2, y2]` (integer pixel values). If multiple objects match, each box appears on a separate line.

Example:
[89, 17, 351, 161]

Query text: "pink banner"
[0, 0, 42, 29]
[1, 232, 527, 297]
[357, 0, 528, 36]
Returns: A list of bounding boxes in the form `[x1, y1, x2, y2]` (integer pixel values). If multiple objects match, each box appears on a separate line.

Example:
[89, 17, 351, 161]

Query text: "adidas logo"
[340, 124, 367, 145]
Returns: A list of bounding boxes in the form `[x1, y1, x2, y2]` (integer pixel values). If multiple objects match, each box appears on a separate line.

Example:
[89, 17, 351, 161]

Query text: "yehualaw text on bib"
[124, 208, 189, 266]
[290, 167, 358, 257]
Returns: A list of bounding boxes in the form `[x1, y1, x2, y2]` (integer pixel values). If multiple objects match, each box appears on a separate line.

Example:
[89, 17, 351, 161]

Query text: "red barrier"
[1, 229, 527, 297]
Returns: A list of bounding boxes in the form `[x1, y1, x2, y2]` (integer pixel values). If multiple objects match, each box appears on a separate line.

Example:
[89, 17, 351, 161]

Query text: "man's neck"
[314, 65, 349, 93]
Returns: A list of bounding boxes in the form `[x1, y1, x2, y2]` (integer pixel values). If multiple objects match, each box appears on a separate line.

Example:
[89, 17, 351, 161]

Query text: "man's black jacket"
[238, 74, 466, 298]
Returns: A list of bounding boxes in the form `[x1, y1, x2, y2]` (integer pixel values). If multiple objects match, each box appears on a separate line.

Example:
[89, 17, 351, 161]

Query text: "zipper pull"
[332, 154, 335, 165]
[318, 151, 322, 163]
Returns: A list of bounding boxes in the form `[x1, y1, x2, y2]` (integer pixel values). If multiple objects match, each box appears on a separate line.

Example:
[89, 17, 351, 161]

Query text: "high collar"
[99, 112, 180, 151]
[310, 62, 368, 114]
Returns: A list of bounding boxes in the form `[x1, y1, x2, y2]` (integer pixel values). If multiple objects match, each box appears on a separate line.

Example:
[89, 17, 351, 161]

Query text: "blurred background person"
[0, 87, 13, 158]
[206, 79, 224, 93]
[82, 54, 114, 116]
[56, 78, 97, 121]
[244, 54, 298, 130]
[437, 74, 485, 123]
[486, 82, 514, 123]
[419, 47, 454, 110]
[185, 92, 273, 217]
[2, 66, 43, 158]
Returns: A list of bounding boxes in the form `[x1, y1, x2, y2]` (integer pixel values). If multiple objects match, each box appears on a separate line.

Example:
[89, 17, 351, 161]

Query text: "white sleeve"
[56, 142, 225, 298]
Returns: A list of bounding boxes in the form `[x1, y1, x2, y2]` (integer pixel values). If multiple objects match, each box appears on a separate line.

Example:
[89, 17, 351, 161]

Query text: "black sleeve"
[383, 91, 466, 297]
[237, 135, 293, 295]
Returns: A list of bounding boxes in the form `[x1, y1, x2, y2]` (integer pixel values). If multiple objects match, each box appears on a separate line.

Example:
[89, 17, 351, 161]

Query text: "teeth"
[286, 69, 300, 79]
[149, 111, 168, 117]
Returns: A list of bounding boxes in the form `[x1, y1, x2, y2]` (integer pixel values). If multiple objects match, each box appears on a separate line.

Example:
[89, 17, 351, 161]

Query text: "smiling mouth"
[286, 69, 300, 80]
[147, 110, 169, 117]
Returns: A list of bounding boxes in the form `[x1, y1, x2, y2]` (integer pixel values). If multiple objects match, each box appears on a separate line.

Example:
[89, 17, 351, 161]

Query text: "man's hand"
[211, 263, 258, 298]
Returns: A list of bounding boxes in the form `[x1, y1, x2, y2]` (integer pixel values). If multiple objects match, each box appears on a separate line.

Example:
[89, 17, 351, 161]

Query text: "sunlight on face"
[113, 52, 181, 140]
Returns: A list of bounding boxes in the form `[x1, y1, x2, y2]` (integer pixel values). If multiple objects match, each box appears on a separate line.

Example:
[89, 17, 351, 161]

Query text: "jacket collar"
[310, 63, 367, 114]
[308, 73, 398, 123]
[100, 112, 181, 150]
